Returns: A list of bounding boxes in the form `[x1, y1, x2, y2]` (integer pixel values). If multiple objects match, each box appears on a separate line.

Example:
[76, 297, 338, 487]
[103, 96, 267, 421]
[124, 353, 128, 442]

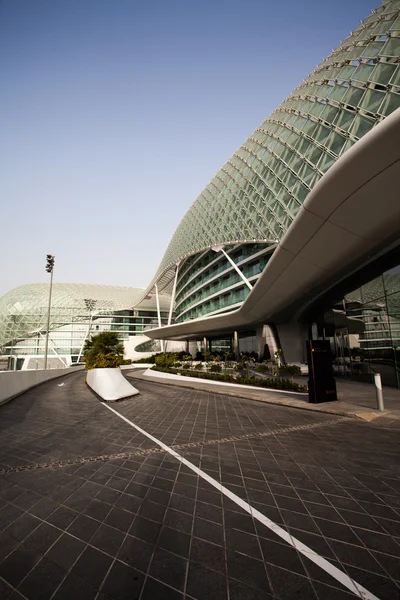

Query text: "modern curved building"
[1, 1, 399, 385]
[143, 0, 400, 383]
[0, 284, 174, 369]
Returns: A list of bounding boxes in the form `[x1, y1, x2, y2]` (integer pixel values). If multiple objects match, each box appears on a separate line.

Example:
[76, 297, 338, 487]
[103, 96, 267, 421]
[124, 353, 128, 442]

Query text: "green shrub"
[151, 365, 307, 393]
[279, 364, 302, 377]
[210, 364, 222, 373]
[154, 352, 178, 369]
[132, 354, 160, 364]
[193, 362, 203, 371]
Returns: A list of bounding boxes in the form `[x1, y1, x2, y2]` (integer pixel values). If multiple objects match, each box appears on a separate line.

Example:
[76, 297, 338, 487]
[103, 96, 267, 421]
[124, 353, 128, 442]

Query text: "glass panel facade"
[0, 284, 169, 365]
[330, 267, 400, 387]
[174, 243, 273, 322]
[144, 0, 400, 303]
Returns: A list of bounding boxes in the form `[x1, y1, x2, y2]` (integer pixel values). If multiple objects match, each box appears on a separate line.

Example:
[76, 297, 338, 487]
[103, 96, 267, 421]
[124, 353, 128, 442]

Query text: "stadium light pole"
[44, 255, 55, 370]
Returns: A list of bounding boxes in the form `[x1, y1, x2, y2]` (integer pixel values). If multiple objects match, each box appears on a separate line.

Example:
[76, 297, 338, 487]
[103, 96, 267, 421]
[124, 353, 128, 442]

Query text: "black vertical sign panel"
[307, 339, 337, 403]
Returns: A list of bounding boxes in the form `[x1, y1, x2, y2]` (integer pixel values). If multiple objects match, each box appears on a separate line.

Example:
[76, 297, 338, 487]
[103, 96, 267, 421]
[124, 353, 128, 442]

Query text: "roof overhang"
[146, 107, 400, 341]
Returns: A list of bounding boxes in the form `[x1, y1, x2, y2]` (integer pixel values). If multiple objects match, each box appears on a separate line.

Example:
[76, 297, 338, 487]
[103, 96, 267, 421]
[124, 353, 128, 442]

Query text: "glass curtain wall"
[3, 308, 169, 367]
[332, 266, 400, 387]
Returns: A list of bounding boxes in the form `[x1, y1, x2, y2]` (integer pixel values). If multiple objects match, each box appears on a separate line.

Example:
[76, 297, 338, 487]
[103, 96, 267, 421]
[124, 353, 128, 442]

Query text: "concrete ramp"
[86, 367, 139, 401]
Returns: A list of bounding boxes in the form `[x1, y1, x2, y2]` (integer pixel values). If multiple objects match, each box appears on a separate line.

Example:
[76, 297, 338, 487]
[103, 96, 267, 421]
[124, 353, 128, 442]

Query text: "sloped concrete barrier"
[0, 367, 85, 406]
[86, 368, 139, 401]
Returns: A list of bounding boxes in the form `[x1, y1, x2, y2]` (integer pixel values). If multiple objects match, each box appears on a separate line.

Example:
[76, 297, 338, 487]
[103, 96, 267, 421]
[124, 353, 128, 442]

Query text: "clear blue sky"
[0, 0, 378, 296]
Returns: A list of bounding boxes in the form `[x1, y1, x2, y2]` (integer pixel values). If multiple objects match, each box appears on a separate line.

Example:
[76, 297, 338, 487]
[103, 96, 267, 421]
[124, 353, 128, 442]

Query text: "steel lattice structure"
[146, 0, 400, 297]
[0, 284, 148, 347]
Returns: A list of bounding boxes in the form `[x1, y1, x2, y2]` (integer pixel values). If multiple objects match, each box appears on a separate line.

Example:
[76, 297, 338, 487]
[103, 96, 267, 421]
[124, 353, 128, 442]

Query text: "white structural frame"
[154, 284, 164, 352]
[168, 263, 180, 326]
[44, 266, 54, 370]
[212, 246, 253, 291]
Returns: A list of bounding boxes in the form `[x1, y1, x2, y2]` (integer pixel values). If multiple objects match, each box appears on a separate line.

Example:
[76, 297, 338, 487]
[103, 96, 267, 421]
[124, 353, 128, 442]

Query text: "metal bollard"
[374, 373, 385, 411]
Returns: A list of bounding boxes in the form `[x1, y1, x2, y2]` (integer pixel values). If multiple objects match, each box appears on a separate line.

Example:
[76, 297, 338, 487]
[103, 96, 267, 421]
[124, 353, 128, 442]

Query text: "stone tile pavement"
[130, 367, 400, 426]
[0, 370, 399, 599]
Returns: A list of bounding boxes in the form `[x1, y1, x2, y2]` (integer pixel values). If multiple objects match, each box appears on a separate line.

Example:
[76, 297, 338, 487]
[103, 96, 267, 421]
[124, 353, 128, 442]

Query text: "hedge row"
[151, 366, 307, 393]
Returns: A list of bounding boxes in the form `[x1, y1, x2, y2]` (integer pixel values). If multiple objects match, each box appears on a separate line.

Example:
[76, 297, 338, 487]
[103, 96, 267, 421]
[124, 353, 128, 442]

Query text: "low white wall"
[86, 368, 139, 401]
[120, 364, 153, 370]
[0, 367, 84, 406]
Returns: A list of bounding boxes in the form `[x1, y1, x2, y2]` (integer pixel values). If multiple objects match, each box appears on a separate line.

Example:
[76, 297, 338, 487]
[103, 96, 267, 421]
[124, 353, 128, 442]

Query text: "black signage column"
[307, 339, 337, 403]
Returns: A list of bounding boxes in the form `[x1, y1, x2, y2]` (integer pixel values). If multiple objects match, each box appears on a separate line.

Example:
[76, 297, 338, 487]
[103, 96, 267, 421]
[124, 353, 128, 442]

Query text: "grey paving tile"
[266, 564, 318, 599]
[71, 545, 113, 588]
[193, 517, 224, 545]
[148, 547, 187, 590]
[46, 533, 86, 570]
[158, 525, 191, 558]
[100, 559, 145, 600]
[190, 536, 226, 573]
[353, 527, 400, 556]
[66, 514, 100, 543]
[4, 513, 41, 543]
[0, 504, 25, 530]
[117, 534, 154, 572]
[141, 576, 183, 599]
[52, 572, 98, 600]
[24, 521, 62, 554]
[138, 498, 167, 523]
[226, 528, 263, 559]
[46, 506, 78, 530]
[0, 543, 42, 587]
[17, 556, 67, 600]
[163, 507, 193, 535]
[186, 563, 228, 600]
[226, 549, 270, 592]
[104, 506, 135, 533]
[345, 564, 400, 600]
[0, 578, 14, 600]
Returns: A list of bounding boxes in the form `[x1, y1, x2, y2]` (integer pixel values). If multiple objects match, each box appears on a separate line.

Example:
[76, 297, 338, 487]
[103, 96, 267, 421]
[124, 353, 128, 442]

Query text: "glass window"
[379, 92, 400, 117]
[369, 61, 396, 85]
[343, 86, 366, 108]
[361, 41, 384, 58]
[352, 64, 374, 84]
[334, 109, 356, 132]
[381, 36, 400, 57]
[389, 65, 400, 87]
[349, 114, 374, 139]
[359, 88, 386, 113]
[325, 131, 347, 156]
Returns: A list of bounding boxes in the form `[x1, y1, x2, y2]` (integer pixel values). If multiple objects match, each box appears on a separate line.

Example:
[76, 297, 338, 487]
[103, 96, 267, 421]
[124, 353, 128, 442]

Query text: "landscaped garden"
[135, 351, 308, 393]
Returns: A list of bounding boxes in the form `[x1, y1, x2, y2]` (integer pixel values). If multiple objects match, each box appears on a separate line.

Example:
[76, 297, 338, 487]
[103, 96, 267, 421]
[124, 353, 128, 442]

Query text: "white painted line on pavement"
[102, 403, 380, 600]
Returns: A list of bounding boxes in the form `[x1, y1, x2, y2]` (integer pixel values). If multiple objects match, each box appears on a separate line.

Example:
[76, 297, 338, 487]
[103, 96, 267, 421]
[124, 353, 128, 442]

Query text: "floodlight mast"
[44, 255, 55, 370]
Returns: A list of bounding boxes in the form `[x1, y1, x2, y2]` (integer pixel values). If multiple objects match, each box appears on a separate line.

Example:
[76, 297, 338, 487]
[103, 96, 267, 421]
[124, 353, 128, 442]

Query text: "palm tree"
[83, 331, 125, 369]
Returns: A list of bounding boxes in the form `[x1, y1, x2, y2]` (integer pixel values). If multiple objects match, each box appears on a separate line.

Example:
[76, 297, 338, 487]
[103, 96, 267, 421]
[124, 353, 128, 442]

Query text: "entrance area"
[314, 265, 400, 388]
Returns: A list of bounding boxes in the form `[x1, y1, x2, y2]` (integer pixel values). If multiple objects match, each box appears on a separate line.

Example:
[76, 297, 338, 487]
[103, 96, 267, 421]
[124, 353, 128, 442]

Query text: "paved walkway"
[0, 371, 400, 599]
[128, 368, 400, 427]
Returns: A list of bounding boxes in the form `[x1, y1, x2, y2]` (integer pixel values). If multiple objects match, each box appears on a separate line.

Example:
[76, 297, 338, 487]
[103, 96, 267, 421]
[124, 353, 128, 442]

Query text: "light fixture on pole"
[44, 254, 55, 370]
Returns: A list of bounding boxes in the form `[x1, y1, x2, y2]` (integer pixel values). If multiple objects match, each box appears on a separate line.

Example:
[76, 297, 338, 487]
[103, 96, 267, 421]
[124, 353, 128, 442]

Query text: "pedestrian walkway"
[127, 368, 400, 426]
[0, 371, 400, 599]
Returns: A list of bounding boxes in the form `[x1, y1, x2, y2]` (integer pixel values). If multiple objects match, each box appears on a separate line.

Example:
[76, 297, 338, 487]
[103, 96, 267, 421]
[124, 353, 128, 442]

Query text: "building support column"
[203, 337, 207, 354]
[233, 331, 239, 361]
[276, 322, 308, 364]
[185, 340, 189, 354]
[168, 262, 180, 326]
[155, 284, 164, 353]
[256, 324, 279, 361]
